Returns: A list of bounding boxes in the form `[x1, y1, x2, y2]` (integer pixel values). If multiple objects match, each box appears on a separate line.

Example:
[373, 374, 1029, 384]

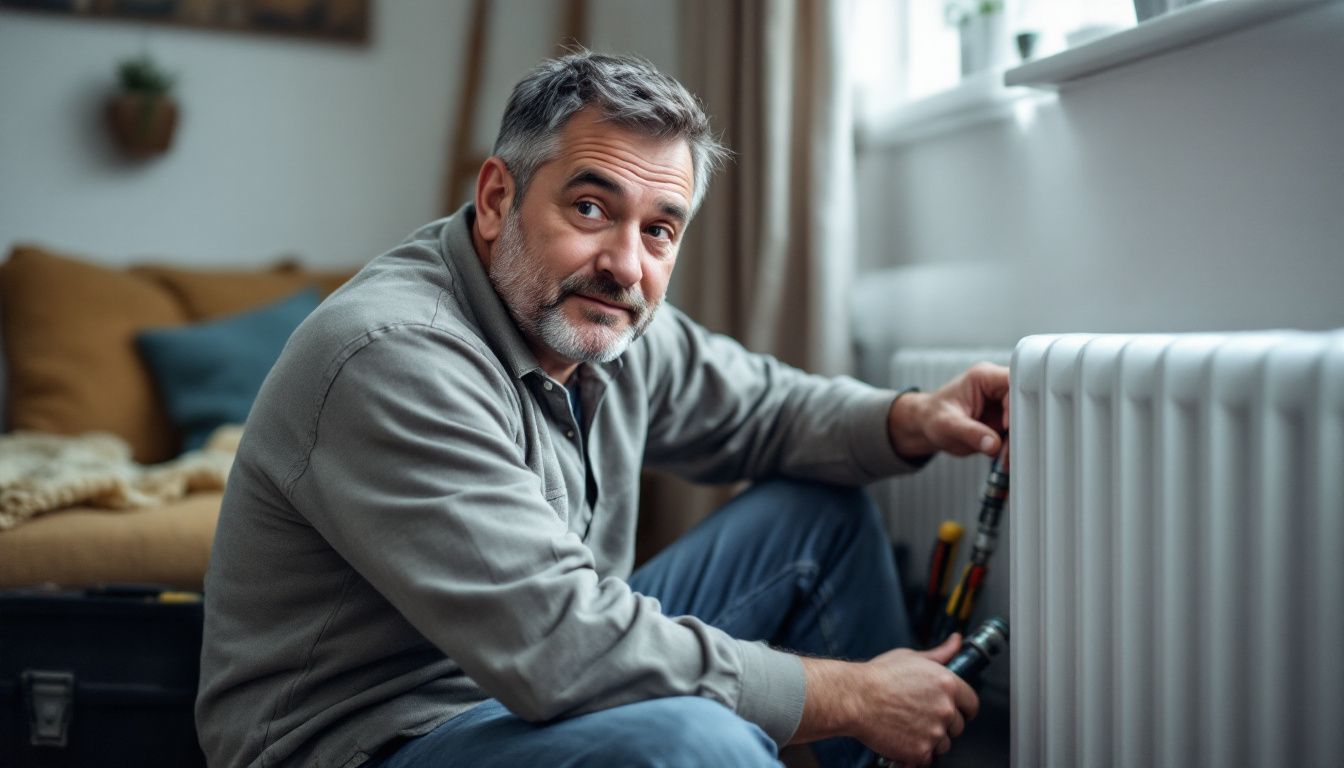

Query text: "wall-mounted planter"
[106, 93, 178, 158]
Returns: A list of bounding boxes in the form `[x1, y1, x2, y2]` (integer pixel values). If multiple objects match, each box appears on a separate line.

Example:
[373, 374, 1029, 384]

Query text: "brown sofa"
[0, 244, 353, 590]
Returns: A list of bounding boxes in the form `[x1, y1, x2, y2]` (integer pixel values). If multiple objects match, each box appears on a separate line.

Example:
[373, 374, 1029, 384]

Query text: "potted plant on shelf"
[945, 0, 1008, 76]
[1133, 0, 1203, 23]
[106, 53, 179, 158]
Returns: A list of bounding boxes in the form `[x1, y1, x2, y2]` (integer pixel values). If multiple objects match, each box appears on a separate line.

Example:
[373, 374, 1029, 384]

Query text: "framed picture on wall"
[0, 0, 372, 45]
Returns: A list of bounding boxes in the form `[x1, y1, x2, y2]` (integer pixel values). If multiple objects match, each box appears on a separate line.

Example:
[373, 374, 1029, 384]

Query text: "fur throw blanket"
[0, 426, 241, 530]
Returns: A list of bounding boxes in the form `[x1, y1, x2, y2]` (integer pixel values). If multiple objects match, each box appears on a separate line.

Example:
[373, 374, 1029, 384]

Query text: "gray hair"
[492, 51, 729, 215]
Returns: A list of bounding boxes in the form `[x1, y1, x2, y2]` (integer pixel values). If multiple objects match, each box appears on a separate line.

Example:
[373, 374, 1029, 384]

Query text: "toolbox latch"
[21, 669, 75, 748]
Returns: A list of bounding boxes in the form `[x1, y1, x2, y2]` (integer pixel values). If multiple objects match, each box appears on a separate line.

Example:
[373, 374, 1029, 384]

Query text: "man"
[197, 52, 1009, 768]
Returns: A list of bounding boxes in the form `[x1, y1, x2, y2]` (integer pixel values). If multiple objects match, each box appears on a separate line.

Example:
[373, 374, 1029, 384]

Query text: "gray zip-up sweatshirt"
[195, 205, 916, 767]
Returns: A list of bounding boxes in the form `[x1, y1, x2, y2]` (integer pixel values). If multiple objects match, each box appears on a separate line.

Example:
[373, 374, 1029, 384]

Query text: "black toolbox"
[0, 585, 206, 767]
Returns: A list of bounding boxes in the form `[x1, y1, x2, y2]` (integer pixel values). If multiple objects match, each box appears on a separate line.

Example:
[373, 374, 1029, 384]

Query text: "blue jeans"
[370, 479, 910, 768]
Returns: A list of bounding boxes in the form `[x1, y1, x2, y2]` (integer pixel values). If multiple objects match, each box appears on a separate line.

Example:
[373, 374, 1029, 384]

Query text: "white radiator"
[1010, 332, 1344, 768]
[880, 349, 1012, 664]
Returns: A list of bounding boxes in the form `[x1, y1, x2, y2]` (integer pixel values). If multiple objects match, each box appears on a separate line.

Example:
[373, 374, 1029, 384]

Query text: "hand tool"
[915, 521, 964, 646]
[945, 616, 1009, 687]
[874, 616, 1011, 767]
[934, 445, 1008, 643]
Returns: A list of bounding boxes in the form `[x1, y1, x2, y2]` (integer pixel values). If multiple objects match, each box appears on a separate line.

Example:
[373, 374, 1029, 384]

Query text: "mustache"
[550, 274, 649, 315]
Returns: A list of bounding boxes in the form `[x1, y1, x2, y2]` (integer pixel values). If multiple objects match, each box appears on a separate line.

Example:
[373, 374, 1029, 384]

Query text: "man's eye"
[576, 201, 602, 219]
[646, 225, 671, 240]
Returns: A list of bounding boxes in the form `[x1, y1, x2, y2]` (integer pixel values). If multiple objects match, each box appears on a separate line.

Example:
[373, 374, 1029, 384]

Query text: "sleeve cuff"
[848, 388, 929, 479]
[732, 640, 806, 745]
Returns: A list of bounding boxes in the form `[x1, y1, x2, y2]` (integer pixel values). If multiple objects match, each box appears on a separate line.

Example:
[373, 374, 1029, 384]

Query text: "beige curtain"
[675, 0, 856, 374]
[636, 0, 858, 562]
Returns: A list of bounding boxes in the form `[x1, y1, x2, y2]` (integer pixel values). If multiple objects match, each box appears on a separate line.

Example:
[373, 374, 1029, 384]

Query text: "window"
[853, 0, 1137, 113]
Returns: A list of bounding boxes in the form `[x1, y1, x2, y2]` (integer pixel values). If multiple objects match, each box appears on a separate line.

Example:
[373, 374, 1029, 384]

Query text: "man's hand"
[793, 634, 979, 766]
[888, 362, 1009, 462]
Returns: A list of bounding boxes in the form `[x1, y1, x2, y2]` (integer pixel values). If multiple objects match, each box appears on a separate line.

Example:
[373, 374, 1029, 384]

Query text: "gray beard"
[488, 211, 658, 365]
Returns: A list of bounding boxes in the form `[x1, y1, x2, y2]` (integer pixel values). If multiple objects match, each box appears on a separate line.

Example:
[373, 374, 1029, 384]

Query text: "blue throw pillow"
[137, 288, 320, 453]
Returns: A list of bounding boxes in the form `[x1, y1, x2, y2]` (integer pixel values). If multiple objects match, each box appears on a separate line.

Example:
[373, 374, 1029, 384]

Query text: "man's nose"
[595, 223, 643, 288]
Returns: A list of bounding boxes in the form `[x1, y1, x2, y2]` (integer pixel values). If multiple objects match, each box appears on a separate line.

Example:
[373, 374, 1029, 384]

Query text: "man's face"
[487, 109, 695, 369]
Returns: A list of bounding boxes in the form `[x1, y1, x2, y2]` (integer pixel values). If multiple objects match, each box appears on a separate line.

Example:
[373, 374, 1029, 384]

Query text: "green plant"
[117, 53, 175, 95]
[108, 53, 178, 157]
[944, 0, 1005, 27]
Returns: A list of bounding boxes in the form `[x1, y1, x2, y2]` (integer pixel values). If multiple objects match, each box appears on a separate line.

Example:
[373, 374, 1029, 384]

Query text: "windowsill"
[1005, 0, 1336, 88]
[856, 0, 1337, 148]
[855, 69, 1036, 150]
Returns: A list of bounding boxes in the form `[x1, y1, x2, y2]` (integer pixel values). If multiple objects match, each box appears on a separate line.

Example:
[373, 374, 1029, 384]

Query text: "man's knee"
[602, 697, 778, 767]
[753, 478, 881, 534]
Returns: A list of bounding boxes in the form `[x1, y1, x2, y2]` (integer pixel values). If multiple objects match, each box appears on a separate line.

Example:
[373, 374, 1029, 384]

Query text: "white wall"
[853, 3, 1344, 355]
[0, 1, 472, 267]
[0, 0, 679, 269]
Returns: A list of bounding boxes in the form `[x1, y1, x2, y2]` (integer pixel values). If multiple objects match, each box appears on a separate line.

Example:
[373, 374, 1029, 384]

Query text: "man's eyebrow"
[564, 169, 623, 196]
[564, 168, 688, 226]
[659, 201, 688, 226]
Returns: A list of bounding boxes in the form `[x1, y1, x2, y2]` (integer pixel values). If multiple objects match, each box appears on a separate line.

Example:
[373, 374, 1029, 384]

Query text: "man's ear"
[475, 156, 515, 242]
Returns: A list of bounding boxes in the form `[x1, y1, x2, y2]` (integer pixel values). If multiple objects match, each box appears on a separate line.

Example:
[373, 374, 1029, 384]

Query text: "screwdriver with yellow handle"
[915, 521, 964, 646]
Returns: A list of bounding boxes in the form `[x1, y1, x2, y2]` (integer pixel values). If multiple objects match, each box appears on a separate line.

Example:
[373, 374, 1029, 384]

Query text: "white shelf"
[1005, 0, 1336, 89]
[856, 69, 1034, 149]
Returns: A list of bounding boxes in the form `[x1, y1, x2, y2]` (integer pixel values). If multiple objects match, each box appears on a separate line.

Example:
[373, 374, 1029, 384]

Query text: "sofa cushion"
[0, 246, 187, 463]
[131, 263, 322, 320]
[136, 288, 319, 451]
[0, 492, 222, 591]
[2, 244, 358, 462]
